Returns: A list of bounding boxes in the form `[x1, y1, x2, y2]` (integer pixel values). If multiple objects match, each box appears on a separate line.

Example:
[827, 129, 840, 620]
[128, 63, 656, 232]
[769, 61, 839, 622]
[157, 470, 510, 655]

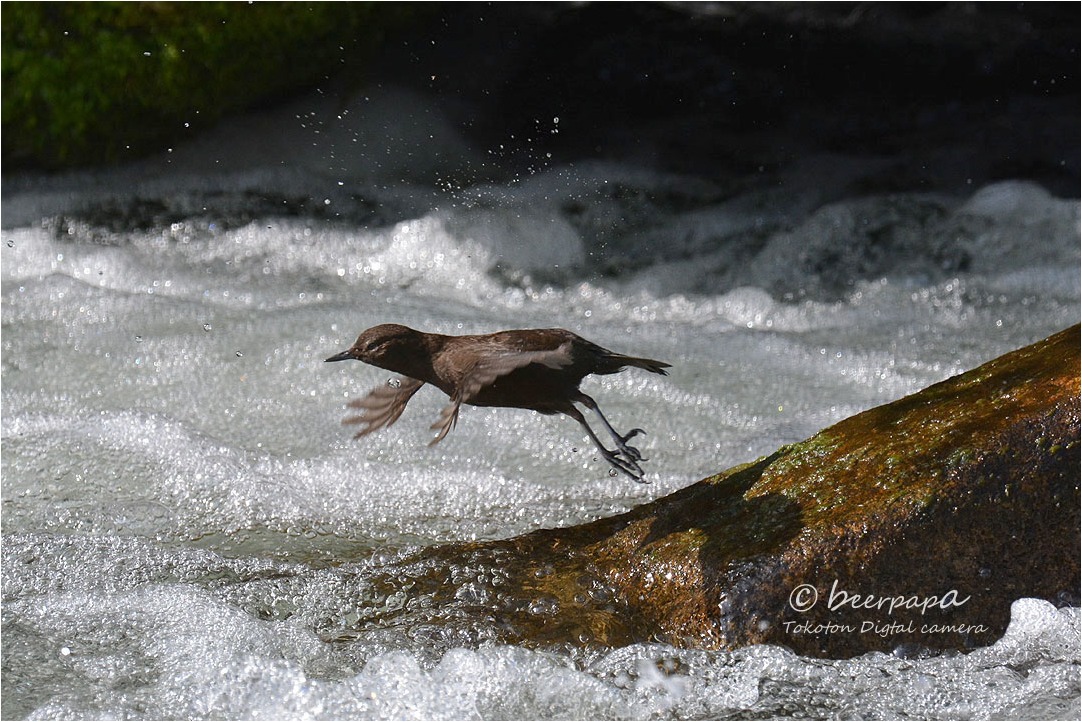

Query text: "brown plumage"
[325, 323, 671, 480]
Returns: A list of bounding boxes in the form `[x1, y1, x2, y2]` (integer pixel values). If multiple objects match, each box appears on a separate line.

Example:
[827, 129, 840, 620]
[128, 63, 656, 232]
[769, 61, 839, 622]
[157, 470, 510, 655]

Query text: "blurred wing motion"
[343, 376, 424, 438]
[428, 399, 462, 446]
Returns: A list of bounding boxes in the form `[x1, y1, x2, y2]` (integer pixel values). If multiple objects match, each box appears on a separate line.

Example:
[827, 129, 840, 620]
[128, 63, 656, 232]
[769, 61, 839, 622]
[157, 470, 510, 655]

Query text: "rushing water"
[2, 88, 1080, 719]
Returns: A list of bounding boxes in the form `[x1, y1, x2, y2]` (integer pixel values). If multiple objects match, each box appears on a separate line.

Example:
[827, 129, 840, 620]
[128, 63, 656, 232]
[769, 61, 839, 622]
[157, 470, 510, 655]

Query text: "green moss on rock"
[2, 2, 422, 169]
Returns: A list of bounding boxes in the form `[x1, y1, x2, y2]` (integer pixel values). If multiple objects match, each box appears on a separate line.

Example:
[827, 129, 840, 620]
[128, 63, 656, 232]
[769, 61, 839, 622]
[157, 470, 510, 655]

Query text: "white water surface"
[2, 88, 1079, 719]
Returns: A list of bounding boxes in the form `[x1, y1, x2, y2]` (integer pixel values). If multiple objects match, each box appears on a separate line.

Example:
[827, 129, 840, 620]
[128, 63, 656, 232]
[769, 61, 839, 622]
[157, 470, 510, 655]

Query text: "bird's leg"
[564, 406, 646, 481]
[576, 394, 648, 463]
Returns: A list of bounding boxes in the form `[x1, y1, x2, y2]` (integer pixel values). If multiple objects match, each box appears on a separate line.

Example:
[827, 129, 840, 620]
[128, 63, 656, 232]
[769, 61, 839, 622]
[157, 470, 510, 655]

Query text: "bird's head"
[325, 323, 421, 371]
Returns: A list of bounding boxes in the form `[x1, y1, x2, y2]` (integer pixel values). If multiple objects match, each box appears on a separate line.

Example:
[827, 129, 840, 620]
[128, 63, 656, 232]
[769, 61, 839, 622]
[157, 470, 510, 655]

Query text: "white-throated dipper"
[325, 323, 670, 480]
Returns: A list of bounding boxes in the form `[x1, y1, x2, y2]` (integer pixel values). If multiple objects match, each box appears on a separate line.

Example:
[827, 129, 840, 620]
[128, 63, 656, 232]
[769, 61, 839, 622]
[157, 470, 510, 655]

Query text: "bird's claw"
[599, 447, 649, 483]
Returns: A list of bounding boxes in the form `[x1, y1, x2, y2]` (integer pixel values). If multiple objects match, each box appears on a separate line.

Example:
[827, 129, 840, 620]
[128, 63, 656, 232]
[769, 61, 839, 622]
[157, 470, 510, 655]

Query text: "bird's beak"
[325, 350, 355, 363]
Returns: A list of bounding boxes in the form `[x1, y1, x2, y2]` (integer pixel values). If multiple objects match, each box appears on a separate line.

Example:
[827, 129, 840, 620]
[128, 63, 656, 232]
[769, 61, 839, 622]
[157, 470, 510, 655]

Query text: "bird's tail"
[607, 353, 671, 376]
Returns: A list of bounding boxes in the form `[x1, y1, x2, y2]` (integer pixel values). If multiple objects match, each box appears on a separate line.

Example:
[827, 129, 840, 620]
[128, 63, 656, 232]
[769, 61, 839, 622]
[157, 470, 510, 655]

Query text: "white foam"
[3, 556, 1077, 721]
[2, 90, 1079, 718]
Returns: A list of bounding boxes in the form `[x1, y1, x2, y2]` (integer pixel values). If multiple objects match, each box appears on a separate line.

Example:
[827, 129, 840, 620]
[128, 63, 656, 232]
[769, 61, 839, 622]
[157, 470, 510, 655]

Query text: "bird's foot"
[614, 428, 647, 462]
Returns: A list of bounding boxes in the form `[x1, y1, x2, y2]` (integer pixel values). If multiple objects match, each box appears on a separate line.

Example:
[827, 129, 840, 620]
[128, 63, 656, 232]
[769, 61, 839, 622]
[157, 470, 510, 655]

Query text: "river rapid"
[2, 82, 1080, 719]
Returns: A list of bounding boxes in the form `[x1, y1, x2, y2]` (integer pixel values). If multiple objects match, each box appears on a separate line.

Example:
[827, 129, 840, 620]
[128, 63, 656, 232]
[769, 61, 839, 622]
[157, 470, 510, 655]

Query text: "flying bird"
[325, 324, 670, 480]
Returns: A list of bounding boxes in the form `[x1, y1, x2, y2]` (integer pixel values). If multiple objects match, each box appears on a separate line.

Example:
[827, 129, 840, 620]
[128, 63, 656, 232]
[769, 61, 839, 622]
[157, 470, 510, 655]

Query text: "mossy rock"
[1, 2, 423, 169]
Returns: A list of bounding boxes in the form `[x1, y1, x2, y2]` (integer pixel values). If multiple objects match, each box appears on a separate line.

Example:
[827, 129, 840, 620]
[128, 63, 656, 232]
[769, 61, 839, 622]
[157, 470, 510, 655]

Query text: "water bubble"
[528, 596, 559, 616]
[6, 240, 13, 248]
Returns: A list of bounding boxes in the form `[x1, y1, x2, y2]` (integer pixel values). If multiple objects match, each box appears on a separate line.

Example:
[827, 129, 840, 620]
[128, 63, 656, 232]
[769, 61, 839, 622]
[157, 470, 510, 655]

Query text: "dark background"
[3, 2, 1079, 198]
[389, 2, 1080, 197]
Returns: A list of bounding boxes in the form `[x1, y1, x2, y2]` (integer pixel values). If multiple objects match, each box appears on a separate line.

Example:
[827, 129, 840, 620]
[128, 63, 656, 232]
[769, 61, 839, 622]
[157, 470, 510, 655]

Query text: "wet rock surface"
[356, 325, 1080, 658]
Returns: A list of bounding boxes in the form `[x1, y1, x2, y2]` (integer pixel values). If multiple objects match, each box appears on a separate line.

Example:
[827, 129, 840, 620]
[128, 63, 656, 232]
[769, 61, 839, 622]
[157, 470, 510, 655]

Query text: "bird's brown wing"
[428, 342, 573, 445]
[343, 376, 424, 438]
